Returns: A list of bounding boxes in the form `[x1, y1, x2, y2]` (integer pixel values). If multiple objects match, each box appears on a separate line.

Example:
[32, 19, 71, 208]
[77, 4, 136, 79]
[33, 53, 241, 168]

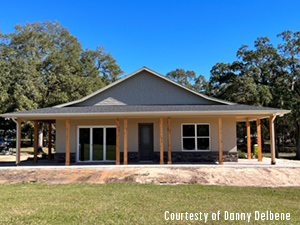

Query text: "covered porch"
[10, 113, 278, 166]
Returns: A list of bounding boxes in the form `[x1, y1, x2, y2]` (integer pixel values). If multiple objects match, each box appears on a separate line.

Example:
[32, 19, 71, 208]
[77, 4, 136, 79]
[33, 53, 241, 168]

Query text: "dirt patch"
[0, 167, 300, 187]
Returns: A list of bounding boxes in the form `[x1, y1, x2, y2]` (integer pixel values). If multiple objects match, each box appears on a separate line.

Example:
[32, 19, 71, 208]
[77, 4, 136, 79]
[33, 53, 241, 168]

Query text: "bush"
[238, 150, 246, 158]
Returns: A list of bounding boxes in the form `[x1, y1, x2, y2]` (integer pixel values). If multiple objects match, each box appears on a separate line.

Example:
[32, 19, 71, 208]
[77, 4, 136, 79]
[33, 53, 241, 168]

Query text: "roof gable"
[55, 67, 233, 108]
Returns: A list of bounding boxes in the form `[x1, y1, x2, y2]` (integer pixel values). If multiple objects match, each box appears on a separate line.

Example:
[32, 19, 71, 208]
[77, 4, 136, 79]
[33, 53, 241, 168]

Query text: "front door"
[138, 123, 154, 160]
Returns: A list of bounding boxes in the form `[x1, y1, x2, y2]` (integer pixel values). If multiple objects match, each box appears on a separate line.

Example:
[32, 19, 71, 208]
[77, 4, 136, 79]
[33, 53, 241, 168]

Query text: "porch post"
[16, 119, 21, 166]
[247, 120, 251, 159]
[160, 117, 164, 164]
[167, 117, 171, 164]
[257, 119, 262, 162]
[48, 123, 52, 160]
[116, 118, 120, 165]
[218, 117, 223, 165]
[34, 121, 38, 163]
[123, 118, 128, 165]
[65, 119, 70, 166]
[270, 115, 276, 165]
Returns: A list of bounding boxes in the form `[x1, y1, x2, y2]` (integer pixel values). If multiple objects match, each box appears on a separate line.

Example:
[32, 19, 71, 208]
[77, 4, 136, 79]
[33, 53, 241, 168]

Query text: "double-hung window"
[182, 124, 210, 151]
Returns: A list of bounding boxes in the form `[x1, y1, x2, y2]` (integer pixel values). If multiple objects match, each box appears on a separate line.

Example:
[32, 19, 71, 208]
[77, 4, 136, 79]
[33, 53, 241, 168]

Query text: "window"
[182, 124, 210, 151]
[78, 126, 116, 162]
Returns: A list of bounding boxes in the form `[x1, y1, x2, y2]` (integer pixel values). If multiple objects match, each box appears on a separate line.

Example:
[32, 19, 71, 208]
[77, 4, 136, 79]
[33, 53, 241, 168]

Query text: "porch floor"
[0, 157, 299, 169]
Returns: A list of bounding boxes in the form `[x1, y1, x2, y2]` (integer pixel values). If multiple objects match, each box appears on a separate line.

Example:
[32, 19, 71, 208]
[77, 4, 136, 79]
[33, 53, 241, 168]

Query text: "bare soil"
[0, 167, 300, 187]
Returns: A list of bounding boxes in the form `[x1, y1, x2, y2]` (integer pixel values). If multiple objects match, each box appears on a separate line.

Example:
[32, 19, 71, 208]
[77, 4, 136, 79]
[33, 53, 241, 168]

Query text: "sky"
[0, 0, 300, 79]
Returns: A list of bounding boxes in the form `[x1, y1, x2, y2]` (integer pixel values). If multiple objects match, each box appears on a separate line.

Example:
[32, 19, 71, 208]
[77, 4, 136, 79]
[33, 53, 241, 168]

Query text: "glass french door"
[77, 126, 116, 162]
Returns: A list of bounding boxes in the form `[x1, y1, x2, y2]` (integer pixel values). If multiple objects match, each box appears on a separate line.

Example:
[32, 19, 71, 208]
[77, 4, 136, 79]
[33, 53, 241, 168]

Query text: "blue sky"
[0, 0, 299, 79]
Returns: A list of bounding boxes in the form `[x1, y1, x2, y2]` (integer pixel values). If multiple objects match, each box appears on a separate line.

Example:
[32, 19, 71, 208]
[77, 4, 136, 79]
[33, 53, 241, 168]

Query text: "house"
[1, 67, 290, 166]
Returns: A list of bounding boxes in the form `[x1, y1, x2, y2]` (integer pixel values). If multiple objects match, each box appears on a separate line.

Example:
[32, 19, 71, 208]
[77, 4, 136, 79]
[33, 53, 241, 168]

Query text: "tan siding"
[222, 117, 237, 152]
[55, 119, 66, 153]
[55, 117, 237, 157]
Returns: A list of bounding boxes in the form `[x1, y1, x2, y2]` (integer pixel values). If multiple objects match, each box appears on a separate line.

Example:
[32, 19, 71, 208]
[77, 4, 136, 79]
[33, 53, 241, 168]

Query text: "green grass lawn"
[0, 183, 299, 224]
[8, 147, 55, 153]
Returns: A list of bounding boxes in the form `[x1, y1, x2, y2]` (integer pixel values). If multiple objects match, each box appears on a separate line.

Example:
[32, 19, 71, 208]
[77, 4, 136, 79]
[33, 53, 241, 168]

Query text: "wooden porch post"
[65, 119, 70, 166]
[270, 115, 276, 165]
[48, 123, 52, 160]
[167, 117, 171, 164]
[218, 117, 223, 165]
[34, 121, 38, 163]
[257, 119, 262, 162]
[16, 119, 21, 166]
[247, 120, 251, 159]
[116, 118, 120, 165]
[160, 117, 164, 164]
[123, 118, 128, 165]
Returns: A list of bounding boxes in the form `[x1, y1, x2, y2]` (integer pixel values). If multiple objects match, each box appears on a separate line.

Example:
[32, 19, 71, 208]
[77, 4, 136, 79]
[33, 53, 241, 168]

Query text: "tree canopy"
[167, 31, 300, 159]
[206, 32, 300, 159]
[166, 68, 209, 93]
[0, 21, 123, 114]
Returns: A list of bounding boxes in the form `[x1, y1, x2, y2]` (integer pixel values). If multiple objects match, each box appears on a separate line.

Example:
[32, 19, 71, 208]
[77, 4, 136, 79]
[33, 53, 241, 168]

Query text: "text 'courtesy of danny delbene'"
[164, 210, 291, 223]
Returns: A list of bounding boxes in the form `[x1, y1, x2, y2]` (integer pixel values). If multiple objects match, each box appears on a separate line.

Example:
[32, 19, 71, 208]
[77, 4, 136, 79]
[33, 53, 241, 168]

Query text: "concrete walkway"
[0, 157, 300, 170]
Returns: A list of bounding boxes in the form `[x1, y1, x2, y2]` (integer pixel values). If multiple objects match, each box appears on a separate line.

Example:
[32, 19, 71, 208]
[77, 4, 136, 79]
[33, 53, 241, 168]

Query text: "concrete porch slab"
[0, 157, 300, 170]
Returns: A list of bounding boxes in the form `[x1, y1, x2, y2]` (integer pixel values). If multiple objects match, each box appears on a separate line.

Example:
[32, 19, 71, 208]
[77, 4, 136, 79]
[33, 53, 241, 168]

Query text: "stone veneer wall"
[55, 152, 237, 164]
[153, 152, 237, 163]
[55, 153, 76, 163]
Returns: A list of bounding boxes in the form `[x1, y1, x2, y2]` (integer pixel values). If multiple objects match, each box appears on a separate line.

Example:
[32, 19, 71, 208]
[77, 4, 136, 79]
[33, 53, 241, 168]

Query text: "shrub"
[238, 150, 246, 158]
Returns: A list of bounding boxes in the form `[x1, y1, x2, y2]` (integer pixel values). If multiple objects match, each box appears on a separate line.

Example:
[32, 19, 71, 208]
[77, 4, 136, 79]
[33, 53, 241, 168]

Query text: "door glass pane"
[183, 138, 195, 150]
[141, 126, 151, 144]
[79, 128, 90, 161]
[106, 128, 116, 160]
[197, 138, 210, 150]
[197, 125, 209, 136]
[183, 125, 195, 137]
[93, 128, 103, 161]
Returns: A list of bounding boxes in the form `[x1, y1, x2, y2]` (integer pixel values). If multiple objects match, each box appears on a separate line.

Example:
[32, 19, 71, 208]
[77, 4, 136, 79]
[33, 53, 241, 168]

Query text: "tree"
[166, 68, 209, 93]
[0, 21, 123, 149]
[209, 37, 287, 107]
[277, 31, 300, 159]
[208, 36, 294, 157]
[166, 69, 196, 89]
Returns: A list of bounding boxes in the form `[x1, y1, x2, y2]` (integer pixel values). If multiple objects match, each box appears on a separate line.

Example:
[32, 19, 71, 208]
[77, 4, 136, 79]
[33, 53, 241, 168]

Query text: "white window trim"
[181, 123, 211, 152]
[77, 125, 116, 163]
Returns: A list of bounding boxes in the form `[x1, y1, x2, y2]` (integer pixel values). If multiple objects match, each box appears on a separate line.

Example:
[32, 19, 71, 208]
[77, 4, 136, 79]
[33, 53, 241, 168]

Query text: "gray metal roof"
[2, 104, 290, 115]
